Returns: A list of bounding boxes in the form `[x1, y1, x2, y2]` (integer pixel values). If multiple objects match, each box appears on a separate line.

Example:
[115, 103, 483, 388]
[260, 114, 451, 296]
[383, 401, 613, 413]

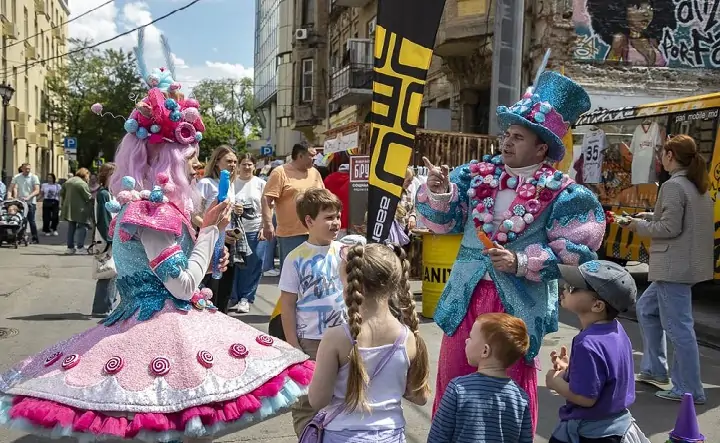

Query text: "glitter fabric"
[0, 197, 313, 440]
[120, 200, 195, 241]
[418, 159, 605, 361]
[496, 71, 591, 161]
[432, 280, 539, 435]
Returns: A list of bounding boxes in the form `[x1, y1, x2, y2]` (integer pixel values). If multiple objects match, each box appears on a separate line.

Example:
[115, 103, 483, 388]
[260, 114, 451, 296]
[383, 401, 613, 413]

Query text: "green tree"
[46, 39, 146, 168]
[190, 77, 260, 159]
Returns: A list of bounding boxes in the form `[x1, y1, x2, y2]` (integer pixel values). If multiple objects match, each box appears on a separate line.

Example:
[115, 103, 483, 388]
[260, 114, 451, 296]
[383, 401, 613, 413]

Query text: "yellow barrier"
[421, 233, 463, 319]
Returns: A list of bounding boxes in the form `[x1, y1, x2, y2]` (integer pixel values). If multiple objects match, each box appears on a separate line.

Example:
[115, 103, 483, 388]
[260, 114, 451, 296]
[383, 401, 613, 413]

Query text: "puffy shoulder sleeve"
[140, 226, 219, 301]
[517, 184, 605, 282]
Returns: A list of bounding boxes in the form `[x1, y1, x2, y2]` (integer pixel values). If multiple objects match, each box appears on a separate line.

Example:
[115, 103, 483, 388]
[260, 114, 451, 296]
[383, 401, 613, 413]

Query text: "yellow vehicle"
[567, 92, 720, 280]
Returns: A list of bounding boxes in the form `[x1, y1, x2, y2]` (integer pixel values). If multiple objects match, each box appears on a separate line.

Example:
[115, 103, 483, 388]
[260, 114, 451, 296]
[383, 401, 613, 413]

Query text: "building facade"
[423, 0, 720, 135]
[254, 0, 303, 158]
[1, 0, 69, 183]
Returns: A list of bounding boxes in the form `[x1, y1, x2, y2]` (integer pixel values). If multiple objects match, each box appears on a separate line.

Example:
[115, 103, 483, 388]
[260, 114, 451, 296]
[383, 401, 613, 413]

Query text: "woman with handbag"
[91, 162, 118, 317]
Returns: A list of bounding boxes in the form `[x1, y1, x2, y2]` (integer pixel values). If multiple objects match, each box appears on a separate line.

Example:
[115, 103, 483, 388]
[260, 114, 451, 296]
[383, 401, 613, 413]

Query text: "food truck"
[571, 93, 720, 281]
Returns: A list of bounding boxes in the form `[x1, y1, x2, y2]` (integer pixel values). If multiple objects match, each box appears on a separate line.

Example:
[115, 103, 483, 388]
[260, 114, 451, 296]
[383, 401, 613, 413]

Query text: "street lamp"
[47, 109, 58, 177]
[0, 83, 15, 186]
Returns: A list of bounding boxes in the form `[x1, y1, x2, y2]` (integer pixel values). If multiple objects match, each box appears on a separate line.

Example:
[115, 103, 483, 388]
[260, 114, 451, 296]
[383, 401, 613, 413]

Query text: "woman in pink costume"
[0, 58, 313, 441]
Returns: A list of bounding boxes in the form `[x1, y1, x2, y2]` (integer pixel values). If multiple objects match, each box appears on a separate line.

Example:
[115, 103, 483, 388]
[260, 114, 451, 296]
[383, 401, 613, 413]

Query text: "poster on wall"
[573, 0, 720, 68]
[366, 0, 447, 243]
[349, 156, 370, 236]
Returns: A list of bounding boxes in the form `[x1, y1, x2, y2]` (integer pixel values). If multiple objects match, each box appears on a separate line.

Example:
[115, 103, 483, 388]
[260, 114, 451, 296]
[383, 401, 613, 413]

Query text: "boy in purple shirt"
[546, 260, 649, 443]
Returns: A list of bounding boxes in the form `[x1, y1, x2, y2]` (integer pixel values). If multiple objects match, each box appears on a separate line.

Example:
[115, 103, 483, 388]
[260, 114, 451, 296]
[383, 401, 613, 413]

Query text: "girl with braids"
[306, 242, 430, 442]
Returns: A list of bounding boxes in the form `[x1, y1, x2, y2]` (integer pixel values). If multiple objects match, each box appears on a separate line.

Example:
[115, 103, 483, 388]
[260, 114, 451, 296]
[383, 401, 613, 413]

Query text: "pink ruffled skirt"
[0, 301, 314, 441]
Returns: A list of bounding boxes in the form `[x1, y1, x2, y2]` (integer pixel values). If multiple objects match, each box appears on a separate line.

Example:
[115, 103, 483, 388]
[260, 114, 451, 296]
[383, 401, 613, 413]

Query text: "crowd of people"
[0, 64, 711, 443]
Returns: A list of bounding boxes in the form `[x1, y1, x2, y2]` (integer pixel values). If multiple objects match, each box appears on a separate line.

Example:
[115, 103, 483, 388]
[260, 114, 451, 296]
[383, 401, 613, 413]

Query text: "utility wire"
[2, 0, 202, 77]
[6, 0, 116, 49]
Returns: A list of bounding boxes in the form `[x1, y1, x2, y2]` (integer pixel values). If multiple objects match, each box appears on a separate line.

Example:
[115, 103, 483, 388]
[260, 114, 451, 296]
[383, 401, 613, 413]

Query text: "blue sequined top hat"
[496, 71, 591, 162]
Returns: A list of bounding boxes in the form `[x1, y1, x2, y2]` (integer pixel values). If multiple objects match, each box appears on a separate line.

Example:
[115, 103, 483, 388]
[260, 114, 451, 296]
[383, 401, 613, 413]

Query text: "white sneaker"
[52, 231, 58, 236]
[236, 299, 250, 313]
[65, 248, 76, 255]
[264, 269, 280, 277]
[44, 232, 51, 236]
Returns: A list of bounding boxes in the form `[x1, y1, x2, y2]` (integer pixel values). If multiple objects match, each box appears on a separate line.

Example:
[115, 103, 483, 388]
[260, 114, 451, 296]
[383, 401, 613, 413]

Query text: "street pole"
[49, 119, 54, 177]
[229, 82, 236, 150]
[0, 83, 15, 186]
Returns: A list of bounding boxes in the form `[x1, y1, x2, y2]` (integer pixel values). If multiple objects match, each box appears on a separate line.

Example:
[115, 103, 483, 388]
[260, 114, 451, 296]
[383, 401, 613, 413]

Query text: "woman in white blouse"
[229, 153, 266, 313]
[40, 173, 62, 236]
[194, 145, 238, 313]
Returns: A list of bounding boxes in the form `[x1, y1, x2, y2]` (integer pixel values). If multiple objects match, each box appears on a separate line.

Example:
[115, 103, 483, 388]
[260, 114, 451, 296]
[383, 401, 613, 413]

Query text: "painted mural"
[573, 0, 720, 68]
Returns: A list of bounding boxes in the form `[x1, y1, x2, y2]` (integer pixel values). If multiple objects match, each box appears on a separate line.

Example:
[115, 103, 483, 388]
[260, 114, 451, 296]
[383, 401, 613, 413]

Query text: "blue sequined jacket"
[416, 158, 605, 360]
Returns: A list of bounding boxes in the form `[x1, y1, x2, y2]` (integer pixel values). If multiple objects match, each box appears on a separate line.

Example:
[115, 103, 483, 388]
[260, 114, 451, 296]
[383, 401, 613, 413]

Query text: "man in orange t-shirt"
[262, 143, 325, 269]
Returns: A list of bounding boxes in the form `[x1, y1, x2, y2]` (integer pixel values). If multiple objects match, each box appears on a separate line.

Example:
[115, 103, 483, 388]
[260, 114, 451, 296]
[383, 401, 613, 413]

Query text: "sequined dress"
[0, 189, 313, 442]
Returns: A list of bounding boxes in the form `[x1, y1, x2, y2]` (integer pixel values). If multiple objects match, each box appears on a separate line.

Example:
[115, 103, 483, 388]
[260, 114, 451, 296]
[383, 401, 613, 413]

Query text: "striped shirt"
[428, 372, 533, 443]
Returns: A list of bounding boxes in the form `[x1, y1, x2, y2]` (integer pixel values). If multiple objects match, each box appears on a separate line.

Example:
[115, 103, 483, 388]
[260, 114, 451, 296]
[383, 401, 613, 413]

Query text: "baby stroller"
[0, 199, 29, 248]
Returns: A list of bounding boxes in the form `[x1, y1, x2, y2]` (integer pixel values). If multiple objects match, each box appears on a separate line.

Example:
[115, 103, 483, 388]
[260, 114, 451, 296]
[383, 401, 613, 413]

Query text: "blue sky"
[68, 0, 255, 90]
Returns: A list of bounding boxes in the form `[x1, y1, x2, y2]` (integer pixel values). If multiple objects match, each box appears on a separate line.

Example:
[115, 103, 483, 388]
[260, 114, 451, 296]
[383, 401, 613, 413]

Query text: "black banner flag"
[366, 0, 447, 243]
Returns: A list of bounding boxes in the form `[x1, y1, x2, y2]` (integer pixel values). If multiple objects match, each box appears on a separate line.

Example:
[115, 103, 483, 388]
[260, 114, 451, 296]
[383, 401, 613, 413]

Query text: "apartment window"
[34, 86, 38, 118]
[301, 0, 315, 26]
[23, 7, 27, 38]
[45, 36, 49, 59]
[34, 18, 38, 47]
[11, 0, 15, 22]
[1, 0, 6, 16]
[301, 58, 313, 103]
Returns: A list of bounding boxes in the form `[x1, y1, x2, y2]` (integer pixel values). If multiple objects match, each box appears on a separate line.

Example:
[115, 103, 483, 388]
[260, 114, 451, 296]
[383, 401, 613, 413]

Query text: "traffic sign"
[63, 137, 77, 154]
[260, 144, 274, 157]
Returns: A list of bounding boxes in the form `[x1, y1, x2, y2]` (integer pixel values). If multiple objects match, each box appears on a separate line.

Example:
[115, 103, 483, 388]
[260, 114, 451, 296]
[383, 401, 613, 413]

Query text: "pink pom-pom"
[482, 213, 493, 223]
[169, 82, 181, 91]
[130, 190, 141, 201]
[200, 288, 213, 300]
[185, 98, 200, 108]
[156, 173, 170, 185]
[140, 190, 151, 200]
[116, 190, 133, 205]
[162, 182, 176, 194]
[182, 107, 200, 123]
[496, 232, 508, 243]
[91, 103, 103, 115]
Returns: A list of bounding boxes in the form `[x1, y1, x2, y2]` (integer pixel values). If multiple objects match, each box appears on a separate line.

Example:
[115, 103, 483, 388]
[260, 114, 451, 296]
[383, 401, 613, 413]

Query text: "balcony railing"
[329, 63, 373, 106]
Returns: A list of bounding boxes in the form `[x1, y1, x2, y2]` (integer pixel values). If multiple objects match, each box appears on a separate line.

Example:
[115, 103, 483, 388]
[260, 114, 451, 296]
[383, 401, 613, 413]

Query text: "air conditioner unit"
[295, 28, 308, 40]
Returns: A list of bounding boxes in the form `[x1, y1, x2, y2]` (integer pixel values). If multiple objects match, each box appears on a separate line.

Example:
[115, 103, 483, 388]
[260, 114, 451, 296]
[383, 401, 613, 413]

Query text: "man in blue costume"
[416, 71, 607, 433]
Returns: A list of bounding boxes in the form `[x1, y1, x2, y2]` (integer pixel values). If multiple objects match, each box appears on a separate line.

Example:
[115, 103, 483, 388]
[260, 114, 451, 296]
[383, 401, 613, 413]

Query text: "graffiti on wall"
[573, 0, 720, 68]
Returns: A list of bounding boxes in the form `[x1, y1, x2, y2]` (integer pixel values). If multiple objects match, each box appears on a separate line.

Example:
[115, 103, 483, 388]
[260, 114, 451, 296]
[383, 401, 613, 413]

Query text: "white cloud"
[68, 0, 253, 92]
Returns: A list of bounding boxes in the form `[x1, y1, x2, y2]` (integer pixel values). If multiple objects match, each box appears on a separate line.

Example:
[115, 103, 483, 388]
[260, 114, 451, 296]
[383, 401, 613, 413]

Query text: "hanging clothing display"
[630, 121, 663, 184]
[581, 128, 607, 184]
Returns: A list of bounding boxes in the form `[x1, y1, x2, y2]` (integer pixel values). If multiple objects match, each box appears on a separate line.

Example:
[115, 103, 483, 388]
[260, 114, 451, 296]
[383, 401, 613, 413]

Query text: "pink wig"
[110, 134, 200, 214]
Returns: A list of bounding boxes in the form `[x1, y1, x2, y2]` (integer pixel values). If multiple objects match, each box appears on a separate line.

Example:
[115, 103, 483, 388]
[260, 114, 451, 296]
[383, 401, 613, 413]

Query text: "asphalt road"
[0, 224, 718, 442]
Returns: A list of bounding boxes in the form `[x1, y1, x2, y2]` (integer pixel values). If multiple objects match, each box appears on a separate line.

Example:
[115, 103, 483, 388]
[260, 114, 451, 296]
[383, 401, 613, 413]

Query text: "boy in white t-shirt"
[278, 187, 345, 436]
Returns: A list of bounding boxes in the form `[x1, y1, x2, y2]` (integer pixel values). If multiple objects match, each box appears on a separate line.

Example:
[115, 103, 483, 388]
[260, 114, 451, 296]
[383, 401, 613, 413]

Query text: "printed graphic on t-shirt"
[278, 241, 347, 340]
[581, 130, 607, 184]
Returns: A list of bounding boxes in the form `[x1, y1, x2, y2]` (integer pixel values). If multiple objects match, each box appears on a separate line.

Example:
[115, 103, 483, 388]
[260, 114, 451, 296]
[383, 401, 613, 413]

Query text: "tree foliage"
[46, 39, 147, 168]
[190, 78, 261, 160]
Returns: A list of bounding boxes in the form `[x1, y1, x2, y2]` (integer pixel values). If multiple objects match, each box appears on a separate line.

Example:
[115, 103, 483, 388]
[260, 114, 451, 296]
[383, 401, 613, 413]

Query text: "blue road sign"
[63, 137, 77, 151]
[260, 145, 273, 156]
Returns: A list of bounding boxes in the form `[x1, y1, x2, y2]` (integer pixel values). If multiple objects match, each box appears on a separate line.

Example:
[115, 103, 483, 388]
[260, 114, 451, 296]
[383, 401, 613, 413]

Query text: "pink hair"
[110, 134, 200, 214]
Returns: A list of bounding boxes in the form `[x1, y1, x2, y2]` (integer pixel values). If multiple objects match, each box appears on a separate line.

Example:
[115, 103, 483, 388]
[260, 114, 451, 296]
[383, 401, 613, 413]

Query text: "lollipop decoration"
[61, 354, 81, 370]
[229, 343, 249, 359]
[44, 351, 63, 367]
[104, 356, 125, 375]
[196, 350, 214, 368]
[90, 102, 126, 121]
[149, 357, 171, 376]
[256, 335, 274, 347]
